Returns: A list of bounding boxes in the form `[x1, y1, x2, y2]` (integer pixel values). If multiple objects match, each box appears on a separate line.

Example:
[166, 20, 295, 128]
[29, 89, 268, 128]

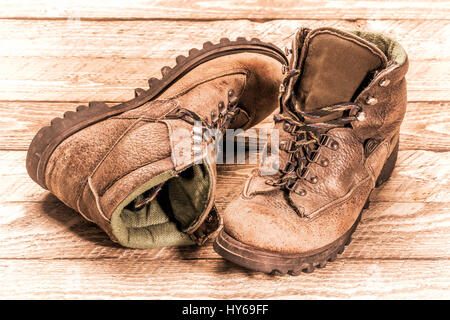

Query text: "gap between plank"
[1, 17, 449, 22]
[0, 257, 448, 261]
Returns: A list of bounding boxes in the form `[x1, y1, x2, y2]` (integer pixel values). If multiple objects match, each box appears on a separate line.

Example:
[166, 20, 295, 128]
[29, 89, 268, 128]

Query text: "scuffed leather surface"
[44, 50, 283, 242]
[288, 128, 367, 215]
[45, 118, 140, 210]
[222, 28, 408, 254]
[353, 58, 409, 142]
[87, 120, 171, 197]
[364, 139, 391, 184]
[228, 128, 369, 253]
[81, 157, 175, 238]
[224, 177, 372, 254]
[117, 73, 247, 122]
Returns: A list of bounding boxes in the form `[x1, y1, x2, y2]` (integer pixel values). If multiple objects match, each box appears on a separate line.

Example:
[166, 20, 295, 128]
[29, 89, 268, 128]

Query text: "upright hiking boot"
[214, 27, 408, 274]
[26, 38, 288, 248]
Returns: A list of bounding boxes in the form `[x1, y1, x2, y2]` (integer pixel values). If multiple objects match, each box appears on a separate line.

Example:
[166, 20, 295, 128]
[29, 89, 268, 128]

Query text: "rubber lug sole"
[213, 140, 400, 275]
[26, 37, 288, 189]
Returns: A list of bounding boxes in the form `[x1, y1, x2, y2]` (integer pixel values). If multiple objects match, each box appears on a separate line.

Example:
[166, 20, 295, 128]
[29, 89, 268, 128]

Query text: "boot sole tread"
[213, 141, 399, 275]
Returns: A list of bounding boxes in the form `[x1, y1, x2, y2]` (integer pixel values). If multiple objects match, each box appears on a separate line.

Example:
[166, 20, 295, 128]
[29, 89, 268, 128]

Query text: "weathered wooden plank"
[253, 101, 450, 152]
[0, 199, 448, 260]
[0, 149, 448, 260]
[0, 0, 447, 301]
[0, 102, 447, 151]
[0, 57, 447, 102]
[1, 0, 449, 20]
[1, 19, 447, 101]
[0, 259, 448, 299]
[215, 150, 450, 203]
[0, 20, 447, 60]
[371, 150, 450, 202]
[0, 148, 448, 204]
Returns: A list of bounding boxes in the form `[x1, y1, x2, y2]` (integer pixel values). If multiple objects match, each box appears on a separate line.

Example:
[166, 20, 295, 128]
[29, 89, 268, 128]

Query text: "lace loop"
[266, 103, 361, 191]
[165, 92, 240, 136]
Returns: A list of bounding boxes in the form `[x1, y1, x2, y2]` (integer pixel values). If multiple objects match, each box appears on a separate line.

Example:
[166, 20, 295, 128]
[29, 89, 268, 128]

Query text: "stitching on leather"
[89, 117, 145, 184]
[162, 100, 181, 118]
[161, 119, 179, 168]
[102, 157, 175, 201]
[76, 118, 147, 218]
[113, 100, 179, 121]
[242, 174, 256, 199]
[354, 59, 400, 107]
[164, 69, 248, 99]
[87, 176, 110, 222]
[282, 29, 304, 109]
[306, 175, 372, 220]
[83, 119, 172, 198]
[75, 200, 95, 223]
[364, 139, 390, 182]
[98, 120, 172, 194]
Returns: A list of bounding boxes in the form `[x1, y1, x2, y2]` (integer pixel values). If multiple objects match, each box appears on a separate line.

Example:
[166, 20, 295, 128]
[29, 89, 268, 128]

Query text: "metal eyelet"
[283, 122, 291, 132]
[310, 176, 318, 184]
[365, 96, 378, 105]
[320, 135, 340, 150]
[210, 110, 218, 123]
[218, 101, 226, 113]
[379, 78, 390, 87]
[320, 158, 329, 167]
[364, 138, 381, 157]
[330, 141, 339, 150]
[356, 111, 366, 121]
[296, 189, 307, 196]
[228, 89, 234, 98]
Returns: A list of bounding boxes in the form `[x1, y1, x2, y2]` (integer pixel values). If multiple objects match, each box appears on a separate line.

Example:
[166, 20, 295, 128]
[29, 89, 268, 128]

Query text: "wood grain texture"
[1, 20, 447, 60]
[1, 149, 448, 203]
[0, 58, 448, 102]
[0, 259, 448, 299]
[0, 0, 449, 300]
[0, 19, 448, 102]
[0, 200, 449, 261]
[0, 149, 448, 263]
[2, 0, 450, 20]
[0, 102, 448, 151]
[215, 150, 450, 203]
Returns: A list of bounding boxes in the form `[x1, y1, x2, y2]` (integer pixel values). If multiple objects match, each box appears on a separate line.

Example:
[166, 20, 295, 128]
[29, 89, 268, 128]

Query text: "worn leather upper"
[222, 28, 408, 254]
[44, 52, 285, 246]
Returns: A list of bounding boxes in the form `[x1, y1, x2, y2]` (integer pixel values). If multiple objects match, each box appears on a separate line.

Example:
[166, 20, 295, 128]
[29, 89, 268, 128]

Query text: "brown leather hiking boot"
[26, 38, 287, 248]
[214, 27, 408, 274]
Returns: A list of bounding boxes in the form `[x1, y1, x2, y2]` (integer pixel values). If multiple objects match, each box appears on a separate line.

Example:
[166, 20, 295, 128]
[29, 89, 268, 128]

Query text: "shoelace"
[266, 94, 362, 195]
[131, 91, 241, 209]
[165, 89, 240, 142]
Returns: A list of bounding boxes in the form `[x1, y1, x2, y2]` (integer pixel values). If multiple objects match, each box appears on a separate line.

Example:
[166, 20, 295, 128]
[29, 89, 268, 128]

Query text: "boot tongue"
[294, 28, 388, 112]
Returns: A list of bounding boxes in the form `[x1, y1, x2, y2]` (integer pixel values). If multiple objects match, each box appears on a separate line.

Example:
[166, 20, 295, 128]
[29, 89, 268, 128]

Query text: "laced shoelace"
[266, 68, 362, 195]
[165, 89, 240, 143]
[130, 90, 241, 209]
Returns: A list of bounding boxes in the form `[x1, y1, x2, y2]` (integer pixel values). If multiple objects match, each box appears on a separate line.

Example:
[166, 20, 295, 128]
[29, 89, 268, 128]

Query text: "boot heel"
[375, 140, 399, 187]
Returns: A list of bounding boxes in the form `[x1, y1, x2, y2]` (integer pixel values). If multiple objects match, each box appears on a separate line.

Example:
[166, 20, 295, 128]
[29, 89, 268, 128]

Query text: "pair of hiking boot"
[26, 27, 408, 275]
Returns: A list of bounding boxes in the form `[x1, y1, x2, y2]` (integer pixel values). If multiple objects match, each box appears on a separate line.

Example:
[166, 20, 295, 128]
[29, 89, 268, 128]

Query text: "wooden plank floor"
[0, 1, 449, 299]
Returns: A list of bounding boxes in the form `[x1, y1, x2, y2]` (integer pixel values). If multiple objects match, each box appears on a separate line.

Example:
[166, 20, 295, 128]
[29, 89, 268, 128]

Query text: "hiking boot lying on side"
[26, 38, 287, 248]
[214, 27, 408, 274]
